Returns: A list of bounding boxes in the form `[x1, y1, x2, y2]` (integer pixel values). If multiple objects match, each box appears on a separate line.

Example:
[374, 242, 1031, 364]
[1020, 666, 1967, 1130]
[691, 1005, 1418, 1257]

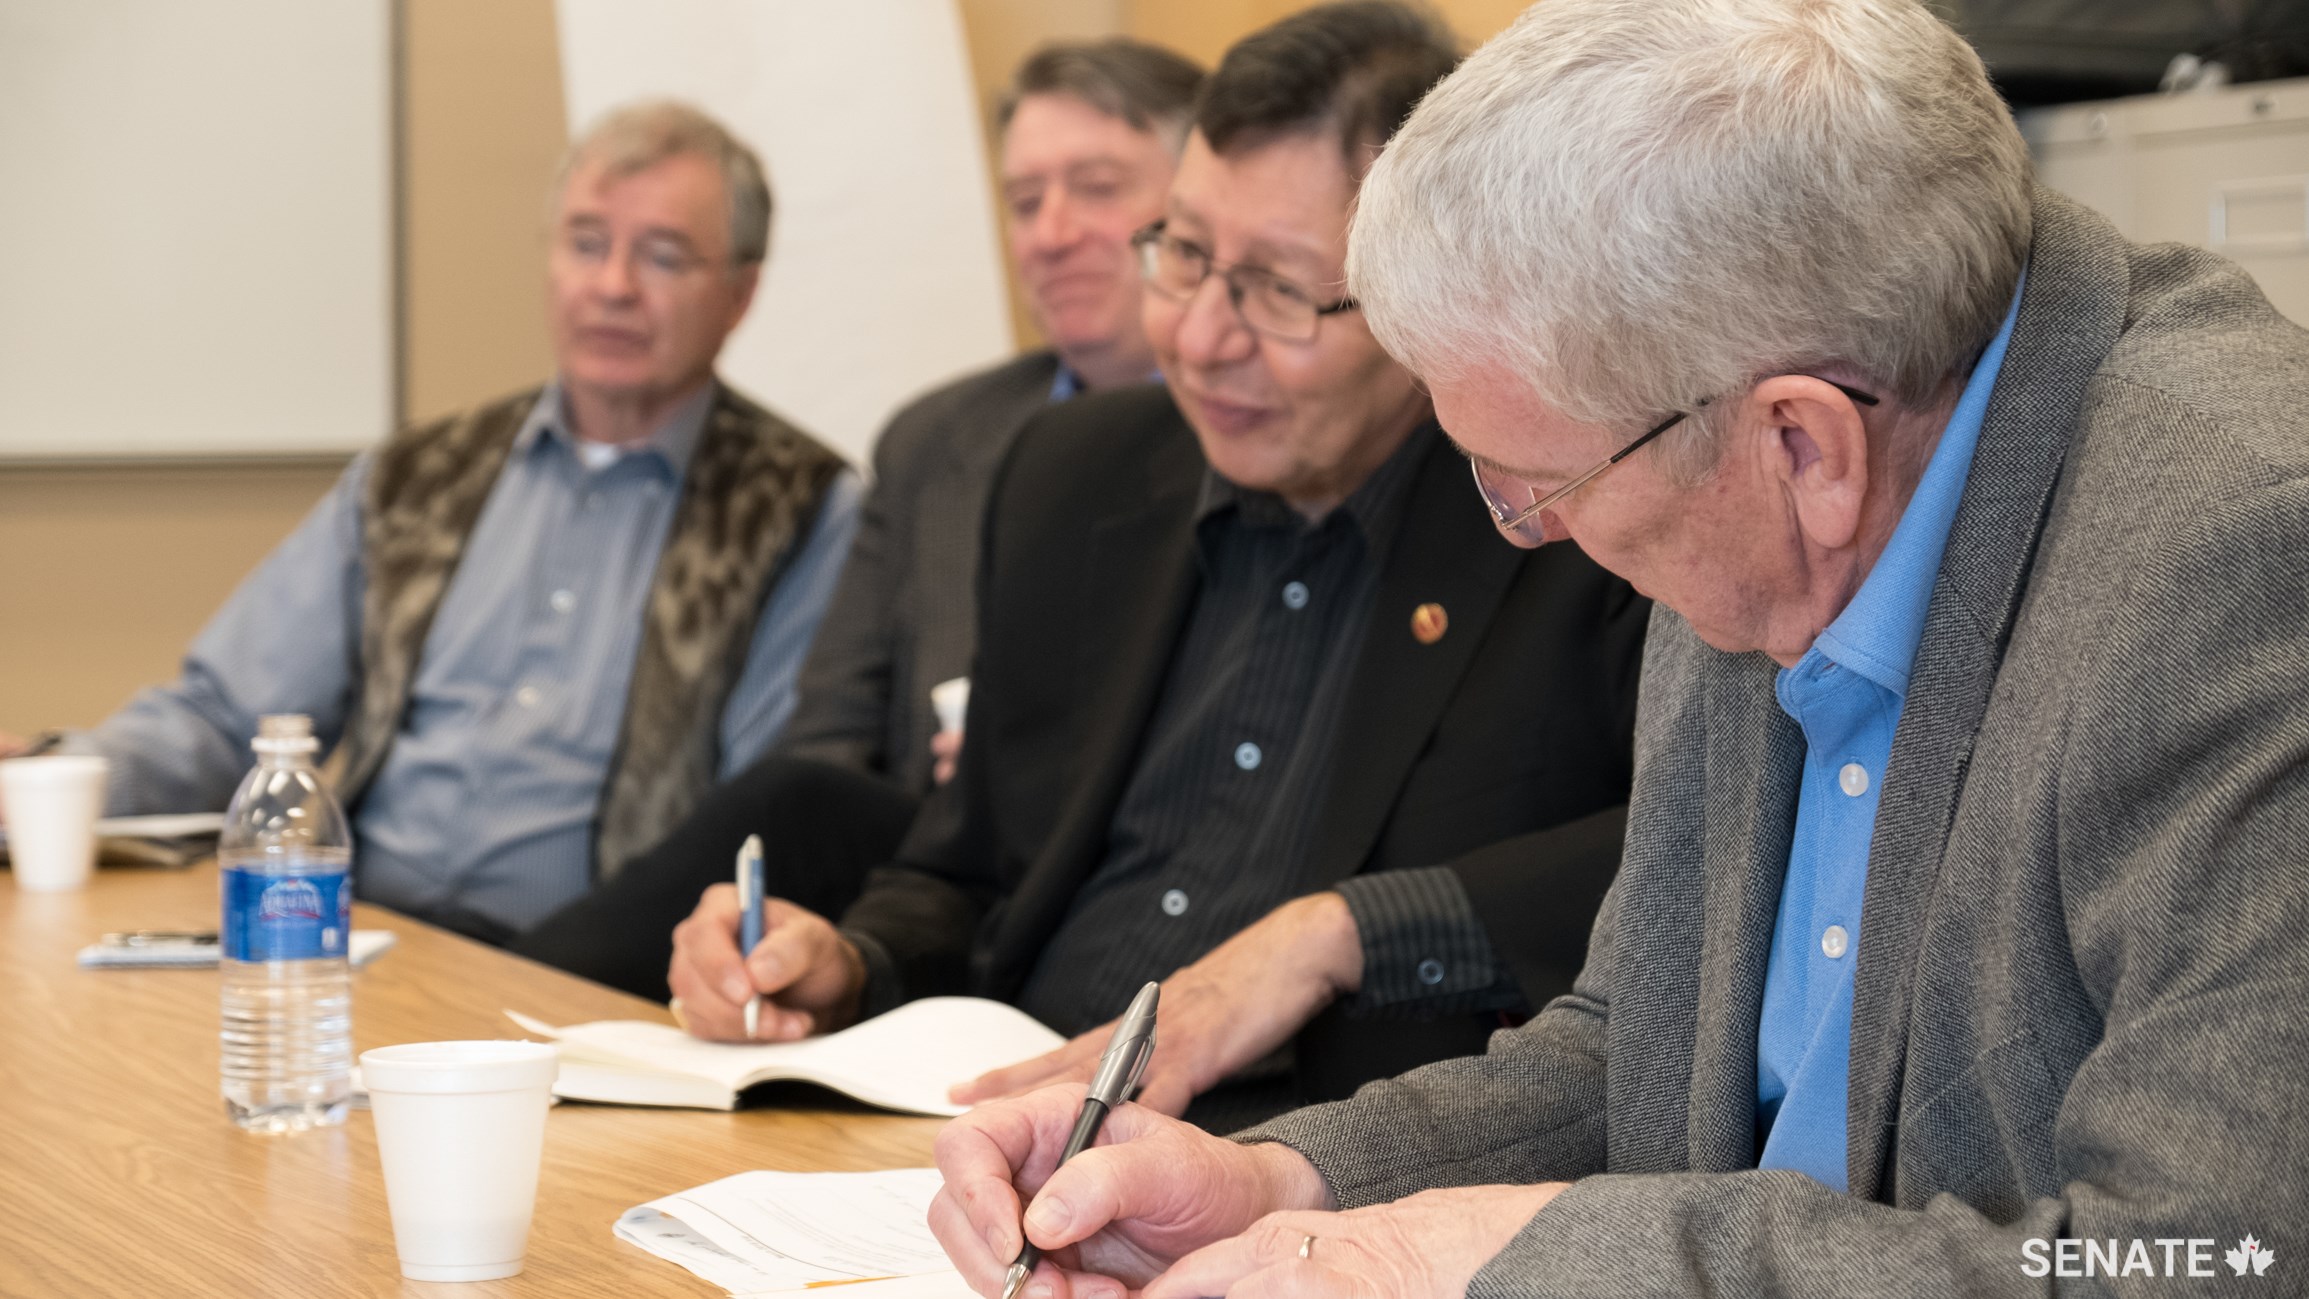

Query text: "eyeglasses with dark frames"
[1470, 378, 1881, 546]
[1131, 221, 1358, 343]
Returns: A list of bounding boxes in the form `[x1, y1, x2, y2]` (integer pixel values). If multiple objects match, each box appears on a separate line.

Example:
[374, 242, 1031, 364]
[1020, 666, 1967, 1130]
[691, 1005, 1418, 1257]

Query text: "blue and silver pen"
[737, 833, 766, 1039]
[999, 981, 1160, 1299]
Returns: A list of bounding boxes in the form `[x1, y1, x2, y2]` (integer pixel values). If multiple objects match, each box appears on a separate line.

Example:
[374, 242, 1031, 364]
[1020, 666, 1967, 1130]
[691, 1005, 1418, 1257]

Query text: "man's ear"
[726, 262, 762, 329]
[1750, 376, 1871, 552]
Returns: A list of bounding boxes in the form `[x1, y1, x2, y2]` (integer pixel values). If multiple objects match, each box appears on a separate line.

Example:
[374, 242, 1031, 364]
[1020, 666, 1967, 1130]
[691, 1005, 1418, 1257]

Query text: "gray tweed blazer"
[1249, 190, 2309, 1294]
[780, 351, 1059, 794]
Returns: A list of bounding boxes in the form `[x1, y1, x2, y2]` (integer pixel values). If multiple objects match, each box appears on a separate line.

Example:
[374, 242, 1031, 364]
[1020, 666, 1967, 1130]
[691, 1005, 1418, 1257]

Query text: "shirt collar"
[514, 378, 719, 478]
[1805, 274, 2028, 700]
[1195, 419, 1437, 558]
[1049, 363, 1164, 404]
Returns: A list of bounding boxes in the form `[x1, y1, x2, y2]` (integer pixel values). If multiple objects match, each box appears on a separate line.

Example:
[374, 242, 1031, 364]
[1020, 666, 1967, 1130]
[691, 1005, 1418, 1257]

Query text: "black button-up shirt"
[1016, 423, 1435, 1034]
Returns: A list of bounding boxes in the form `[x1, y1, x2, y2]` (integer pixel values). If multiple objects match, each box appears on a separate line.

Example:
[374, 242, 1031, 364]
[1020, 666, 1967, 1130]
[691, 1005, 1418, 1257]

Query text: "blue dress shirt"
[87, 382, 861, 933]
[1755, 286, 2023, 1189]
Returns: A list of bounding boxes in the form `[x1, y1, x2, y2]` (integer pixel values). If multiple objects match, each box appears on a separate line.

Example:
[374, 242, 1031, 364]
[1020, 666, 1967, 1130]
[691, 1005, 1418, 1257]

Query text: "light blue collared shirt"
[88, 382, 861, 934]
[1755, 284, 2024, 1189]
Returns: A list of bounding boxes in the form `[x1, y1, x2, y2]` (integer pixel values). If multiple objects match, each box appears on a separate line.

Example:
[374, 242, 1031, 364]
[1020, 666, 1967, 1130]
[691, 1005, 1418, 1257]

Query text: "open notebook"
[506, 996, 1064, 1116]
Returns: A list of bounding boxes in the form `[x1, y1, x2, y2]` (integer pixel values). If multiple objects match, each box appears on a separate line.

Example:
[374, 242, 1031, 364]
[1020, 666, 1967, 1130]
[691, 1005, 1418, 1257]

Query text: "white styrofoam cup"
[361, 1040, 558, 1282]
[0, 755, 108, 892]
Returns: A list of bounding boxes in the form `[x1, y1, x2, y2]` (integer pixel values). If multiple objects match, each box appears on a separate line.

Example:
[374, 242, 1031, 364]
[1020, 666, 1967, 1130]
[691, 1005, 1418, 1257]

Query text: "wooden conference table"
[0, 861, 947, 1298]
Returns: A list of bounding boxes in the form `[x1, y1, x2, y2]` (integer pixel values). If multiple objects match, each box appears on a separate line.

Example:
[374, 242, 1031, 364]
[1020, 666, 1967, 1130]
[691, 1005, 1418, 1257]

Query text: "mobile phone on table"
[77, 928, 396, 969]
[78, 930, 221, 968]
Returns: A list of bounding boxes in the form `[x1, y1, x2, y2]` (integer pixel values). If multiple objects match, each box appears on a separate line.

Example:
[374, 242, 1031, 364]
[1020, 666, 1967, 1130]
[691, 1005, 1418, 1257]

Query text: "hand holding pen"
[665, 839, 873, 1042]
[1000, 981, 1160, 1299]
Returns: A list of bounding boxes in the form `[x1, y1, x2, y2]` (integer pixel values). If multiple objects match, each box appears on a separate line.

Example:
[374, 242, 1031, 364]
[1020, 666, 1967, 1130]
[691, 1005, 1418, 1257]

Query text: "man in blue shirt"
[22, 101, 861, 941]
[923, 0, 2309, 1294]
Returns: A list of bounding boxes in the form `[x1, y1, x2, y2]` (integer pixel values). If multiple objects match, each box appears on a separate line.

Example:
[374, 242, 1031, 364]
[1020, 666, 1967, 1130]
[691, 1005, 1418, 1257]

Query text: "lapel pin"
[1411, 602, 1448, 644]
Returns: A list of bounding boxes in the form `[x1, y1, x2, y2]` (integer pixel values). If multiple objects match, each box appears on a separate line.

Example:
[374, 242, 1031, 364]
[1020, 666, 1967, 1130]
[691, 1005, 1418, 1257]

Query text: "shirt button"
[1160, 888, 1189, 917]
[1234, 741, 1262, 771]
[1838, 762, 1869, 797]
[1821, 924, 1850, 959]
[1417, 958, 1446, 986]
[549, 589, 577, 614]
[1281, 581, 1310, 610]
[514, 685, 542, 709]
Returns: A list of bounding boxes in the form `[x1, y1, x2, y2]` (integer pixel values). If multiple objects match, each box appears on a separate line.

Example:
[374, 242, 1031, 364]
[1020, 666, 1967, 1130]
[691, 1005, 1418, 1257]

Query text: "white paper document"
[615, 1168, 974, 1296]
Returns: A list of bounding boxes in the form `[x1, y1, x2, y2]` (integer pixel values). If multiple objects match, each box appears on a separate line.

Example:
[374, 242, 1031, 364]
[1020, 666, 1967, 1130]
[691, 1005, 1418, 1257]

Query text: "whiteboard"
[0, 1, 392, 460]
[556, 0, 1013, 466]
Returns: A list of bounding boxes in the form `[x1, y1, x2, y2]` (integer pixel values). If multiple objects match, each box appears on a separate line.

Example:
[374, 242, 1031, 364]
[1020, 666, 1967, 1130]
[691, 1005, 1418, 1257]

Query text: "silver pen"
[1000, 981, 1160, 1299]
[737, 833, 766, 1039]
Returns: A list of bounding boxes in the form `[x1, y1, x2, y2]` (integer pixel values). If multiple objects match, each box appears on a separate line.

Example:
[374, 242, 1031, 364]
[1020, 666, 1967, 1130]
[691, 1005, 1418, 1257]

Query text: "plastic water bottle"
[218, 713, 354, 1132]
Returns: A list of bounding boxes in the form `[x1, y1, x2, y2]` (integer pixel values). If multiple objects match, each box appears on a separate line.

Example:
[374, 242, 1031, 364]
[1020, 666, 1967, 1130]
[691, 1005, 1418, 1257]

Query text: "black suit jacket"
[843, 386, 1648, 1100]
[780, 351, 1061, 793]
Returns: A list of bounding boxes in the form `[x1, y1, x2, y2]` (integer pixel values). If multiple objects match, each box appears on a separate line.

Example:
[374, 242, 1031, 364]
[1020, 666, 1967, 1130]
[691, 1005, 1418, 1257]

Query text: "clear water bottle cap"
[250, 713, 320, 756]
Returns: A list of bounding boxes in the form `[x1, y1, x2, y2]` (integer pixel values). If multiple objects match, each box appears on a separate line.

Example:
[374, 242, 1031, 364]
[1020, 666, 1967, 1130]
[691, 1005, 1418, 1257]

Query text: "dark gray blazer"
[779, 351, 1060, 794]
[1251, 190, 2309, 1293]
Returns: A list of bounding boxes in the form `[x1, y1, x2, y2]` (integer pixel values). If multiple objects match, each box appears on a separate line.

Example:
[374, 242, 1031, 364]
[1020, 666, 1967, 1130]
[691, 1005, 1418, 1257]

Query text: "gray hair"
[1349, 0, 2033, 478]
[997, 39, 1207, 153]
[556, 99, 773, 266]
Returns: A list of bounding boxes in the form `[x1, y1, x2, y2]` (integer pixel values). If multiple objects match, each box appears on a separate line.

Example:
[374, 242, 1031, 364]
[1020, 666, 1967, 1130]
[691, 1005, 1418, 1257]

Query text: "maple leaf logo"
[2226, 1235, 2275, 1277]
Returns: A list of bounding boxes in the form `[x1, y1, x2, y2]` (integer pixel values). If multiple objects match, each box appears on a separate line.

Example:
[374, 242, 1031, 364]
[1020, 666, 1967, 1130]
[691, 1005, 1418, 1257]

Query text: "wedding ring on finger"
[1299, 1234, 1317, 1261]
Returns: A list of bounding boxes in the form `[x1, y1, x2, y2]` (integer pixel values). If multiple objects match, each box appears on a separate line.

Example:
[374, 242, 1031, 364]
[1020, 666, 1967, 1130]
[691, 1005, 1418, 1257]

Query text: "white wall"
[556, 0, 1014, 466]
[0, 1, 392, 460]
[2024, 76, 2309, 326]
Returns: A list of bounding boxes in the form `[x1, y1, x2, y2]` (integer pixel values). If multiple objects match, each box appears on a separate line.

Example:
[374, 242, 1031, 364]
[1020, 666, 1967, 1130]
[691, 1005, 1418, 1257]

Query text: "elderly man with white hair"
[924, 0, 2309, 1295]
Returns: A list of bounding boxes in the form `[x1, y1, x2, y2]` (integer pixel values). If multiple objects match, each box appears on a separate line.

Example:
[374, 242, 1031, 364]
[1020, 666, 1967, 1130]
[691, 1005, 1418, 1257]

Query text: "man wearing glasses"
[34, 102, 859, 943]
[927, 0, 2309, 1294]
[662, 1, 1648, 1128]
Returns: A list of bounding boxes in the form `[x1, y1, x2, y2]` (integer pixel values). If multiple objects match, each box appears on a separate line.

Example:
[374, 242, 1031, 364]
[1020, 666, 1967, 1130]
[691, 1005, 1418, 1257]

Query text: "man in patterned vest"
[57, 101, 859, 942]
[509, 39, 1205, 995]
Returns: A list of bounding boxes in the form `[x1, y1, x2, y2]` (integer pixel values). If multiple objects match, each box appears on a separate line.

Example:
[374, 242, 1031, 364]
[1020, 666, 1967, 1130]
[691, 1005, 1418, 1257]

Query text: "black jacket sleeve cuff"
[1334, 867, 1525, 1016]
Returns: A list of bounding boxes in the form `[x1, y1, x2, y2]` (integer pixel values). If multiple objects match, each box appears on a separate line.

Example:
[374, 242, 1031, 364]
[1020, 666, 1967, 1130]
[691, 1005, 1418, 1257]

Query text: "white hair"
[558, 100, 773, 266]
[1349, 0, 2032, 477]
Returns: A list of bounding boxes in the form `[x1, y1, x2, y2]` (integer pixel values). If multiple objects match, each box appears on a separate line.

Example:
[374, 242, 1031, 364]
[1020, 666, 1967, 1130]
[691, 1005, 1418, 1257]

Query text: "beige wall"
[1128, 0, 1524, 70]
[1429, 0, 1528, 47]
[0, 463, 347, 734]
[0, 0, 1524, 738]
[402, 0, 569, 426]
[958, 0, 1128, 349]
